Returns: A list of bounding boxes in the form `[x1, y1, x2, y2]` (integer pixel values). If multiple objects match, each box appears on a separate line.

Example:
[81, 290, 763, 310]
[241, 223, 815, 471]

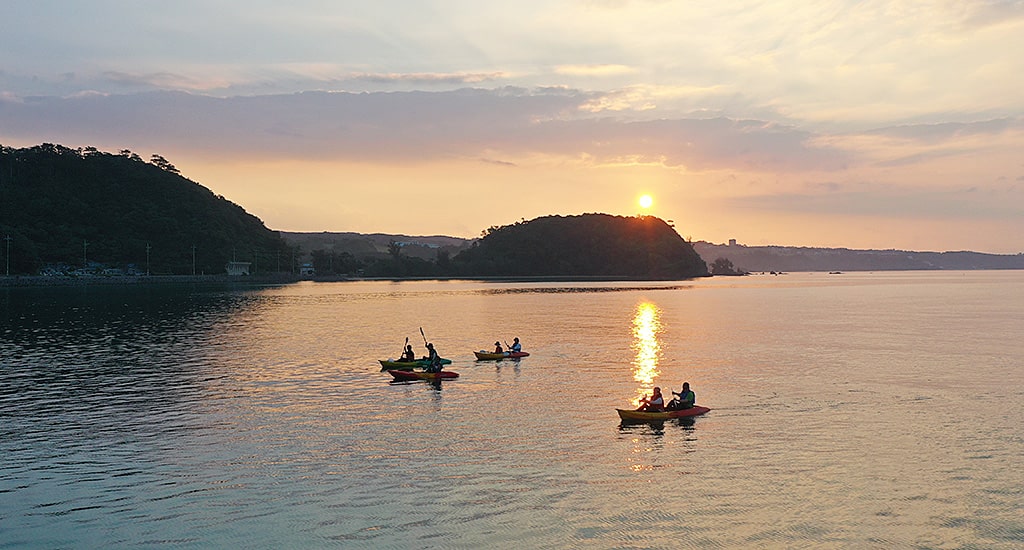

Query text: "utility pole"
[83, 240, 89, 268]
[191, 244, 196, 276]
[146, 243, 151, 276]
[4, 235, 11, 276]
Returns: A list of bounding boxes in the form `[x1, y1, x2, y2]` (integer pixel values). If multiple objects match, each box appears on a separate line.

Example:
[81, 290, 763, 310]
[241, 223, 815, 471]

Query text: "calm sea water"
[1, 272, 1022, 549]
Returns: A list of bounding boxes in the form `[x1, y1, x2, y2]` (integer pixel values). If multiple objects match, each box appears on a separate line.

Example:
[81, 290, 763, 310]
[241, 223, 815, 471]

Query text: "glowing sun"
[638, 194, 653, 209]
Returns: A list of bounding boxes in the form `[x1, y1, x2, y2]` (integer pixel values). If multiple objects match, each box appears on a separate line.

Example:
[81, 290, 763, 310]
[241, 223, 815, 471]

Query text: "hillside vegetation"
[451, 214, 708, 279]
[0, 143, 292, 275]
[0, 143, 704, 280]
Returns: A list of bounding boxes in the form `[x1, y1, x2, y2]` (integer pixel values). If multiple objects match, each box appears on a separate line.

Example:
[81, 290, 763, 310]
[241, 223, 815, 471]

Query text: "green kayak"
[379, 358, 452, 371]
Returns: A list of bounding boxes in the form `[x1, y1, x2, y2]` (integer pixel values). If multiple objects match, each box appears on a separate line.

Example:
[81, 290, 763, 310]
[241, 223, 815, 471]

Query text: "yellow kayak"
[616, 406, 710, 421]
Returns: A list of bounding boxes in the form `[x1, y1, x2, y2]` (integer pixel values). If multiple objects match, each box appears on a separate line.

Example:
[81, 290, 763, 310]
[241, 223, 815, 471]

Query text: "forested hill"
[0, 143, 291, 275]
[451, 214, 709, 279]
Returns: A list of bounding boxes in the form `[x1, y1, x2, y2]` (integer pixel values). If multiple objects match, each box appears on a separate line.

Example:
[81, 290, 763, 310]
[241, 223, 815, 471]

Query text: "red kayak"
[390, 370, 459, 381]
[616, 406, 711, 422]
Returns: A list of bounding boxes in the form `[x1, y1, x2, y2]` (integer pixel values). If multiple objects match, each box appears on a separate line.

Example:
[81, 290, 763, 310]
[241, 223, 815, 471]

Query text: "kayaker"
[509, 337, 522, 353]
[401, 344, 416, 362]
[425, 342, 442, 372]
[668, 382, 695, 410]
[637, 387, 665, 412]
[493, 341, 504, 354]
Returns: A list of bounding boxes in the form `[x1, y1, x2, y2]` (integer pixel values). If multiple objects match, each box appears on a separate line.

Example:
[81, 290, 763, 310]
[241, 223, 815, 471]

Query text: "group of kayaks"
[379, 348, 530, 381]
[378, 344, 709, 423]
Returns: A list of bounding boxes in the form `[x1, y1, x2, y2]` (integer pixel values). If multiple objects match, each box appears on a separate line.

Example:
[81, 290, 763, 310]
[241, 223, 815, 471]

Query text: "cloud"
[804, 117, 1024, 178]
[962, 0, 1024, 29]
[348, 72, 508, 85]
[730, 183, 1024, 221]
[101, 71, 234, 92]
[0, 88, 851, 173]
[866, 118, 1019, 143]
[554, 64, 635, 77]
[479, 157, 517, 167]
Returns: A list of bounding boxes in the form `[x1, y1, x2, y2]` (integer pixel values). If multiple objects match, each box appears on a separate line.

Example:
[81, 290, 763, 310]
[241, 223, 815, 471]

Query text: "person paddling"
[509, 337, 522, 353]
[637, 387, 665, 412]
[401, 344, 416, 362]
[425, 342, 442, 373]
[668, 382, 695, 410]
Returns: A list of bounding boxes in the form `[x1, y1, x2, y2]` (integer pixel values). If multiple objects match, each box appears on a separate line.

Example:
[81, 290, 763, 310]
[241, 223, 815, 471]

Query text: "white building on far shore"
[226, 261, 250, 276]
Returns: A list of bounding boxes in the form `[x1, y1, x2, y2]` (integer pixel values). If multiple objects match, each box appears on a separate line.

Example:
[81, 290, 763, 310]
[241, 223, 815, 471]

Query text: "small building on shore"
[226, 261, 251, 276]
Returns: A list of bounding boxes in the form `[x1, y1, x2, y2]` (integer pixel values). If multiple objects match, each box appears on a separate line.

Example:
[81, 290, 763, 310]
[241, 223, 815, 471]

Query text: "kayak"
[390, 369, 459, 381]
[379, 358, 452, 370]
[616, 406, 711, 421]
[473, 351, 530, 360]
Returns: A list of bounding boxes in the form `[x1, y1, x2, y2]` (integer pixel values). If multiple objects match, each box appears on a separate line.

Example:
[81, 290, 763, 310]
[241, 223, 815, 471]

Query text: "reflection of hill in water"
[1, 285, 266, 422]
[3, 284, 263, 348]
[2, 282, 276, 446]
[481, 284, 694, 294]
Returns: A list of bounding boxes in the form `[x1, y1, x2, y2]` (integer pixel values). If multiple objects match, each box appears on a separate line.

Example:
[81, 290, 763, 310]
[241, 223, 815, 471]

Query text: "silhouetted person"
[668, 382, 695, 410]
[637, 387, 665, 412]
[425, 342, 442, 372]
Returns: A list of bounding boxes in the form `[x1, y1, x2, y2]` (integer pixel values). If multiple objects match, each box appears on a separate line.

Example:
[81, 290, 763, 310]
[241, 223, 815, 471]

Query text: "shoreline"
[0, 273, 304, 288]
[0, 273, 714, 288]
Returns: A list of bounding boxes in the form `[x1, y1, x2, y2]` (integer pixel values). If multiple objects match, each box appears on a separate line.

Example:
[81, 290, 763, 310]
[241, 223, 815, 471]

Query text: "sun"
[638, 194, 653, 209]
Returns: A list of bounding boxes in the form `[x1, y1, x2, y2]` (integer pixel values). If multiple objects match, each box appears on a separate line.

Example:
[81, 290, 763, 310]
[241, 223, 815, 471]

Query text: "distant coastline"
[692, 241, 1024, 272]
[0, 273, 711, 288]
[6, 269, 1024, 289]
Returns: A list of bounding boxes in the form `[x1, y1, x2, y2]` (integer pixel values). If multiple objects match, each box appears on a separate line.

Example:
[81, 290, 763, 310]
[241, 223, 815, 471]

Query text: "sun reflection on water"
[631, 301, 663, 406]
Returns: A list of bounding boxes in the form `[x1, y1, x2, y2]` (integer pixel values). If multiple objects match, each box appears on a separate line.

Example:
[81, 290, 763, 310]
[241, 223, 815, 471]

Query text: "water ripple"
[2, 275, 1023, 548]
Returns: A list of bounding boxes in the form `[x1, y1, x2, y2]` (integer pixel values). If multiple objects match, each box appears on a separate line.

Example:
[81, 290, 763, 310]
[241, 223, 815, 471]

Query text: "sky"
[1, 1, 1023, 253]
